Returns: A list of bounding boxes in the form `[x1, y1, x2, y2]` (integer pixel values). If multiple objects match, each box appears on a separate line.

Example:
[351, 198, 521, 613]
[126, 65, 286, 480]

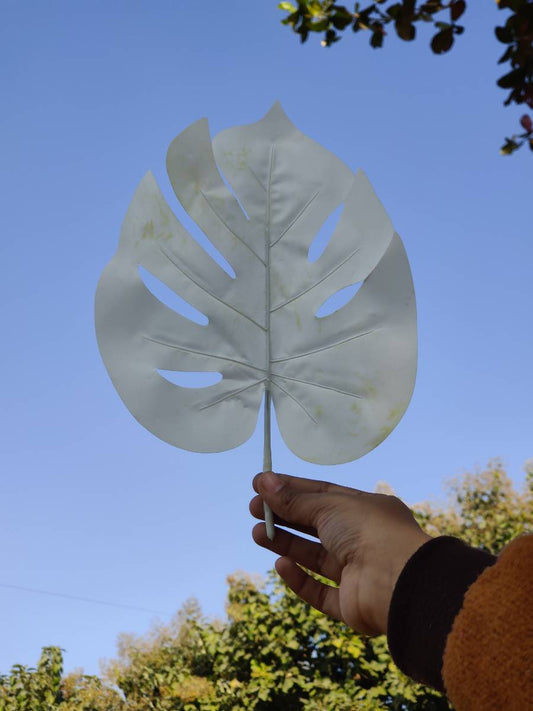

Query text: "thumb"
[257, 471, 323, 529]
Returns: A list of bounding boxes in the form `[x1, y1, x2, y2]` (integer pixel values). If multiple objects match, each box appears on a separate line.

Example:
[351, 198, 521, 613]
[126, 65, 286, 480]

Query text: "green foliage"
[0, 647, 124, 711]
[59, 673, 125, 711]
[103, 573, 449, 710]
[278, 1, 533, 155]
[0, 647, 63, 711]
[2, 461, 531, 709]
[496, 0, 533, 153]
[279, 1, 466, 51]
[413, 459, 533, 554]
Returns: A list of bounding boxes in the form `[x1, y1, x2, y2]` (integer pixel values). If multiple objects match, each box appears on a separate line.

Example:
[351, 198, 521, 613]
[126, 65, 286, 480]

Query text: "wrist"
[381, 530, 433, 634]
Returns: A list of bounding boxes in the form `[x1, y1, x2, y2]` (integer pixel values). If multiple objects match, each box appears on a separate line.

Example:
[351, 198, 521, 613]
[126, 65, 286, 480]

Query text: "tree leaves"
[279, 1, 533, 155]
[521, 113, 533, 131]
[102, 569, 453, 710]
[450, 0, 466, 22]
[499, 112, 533, 154]
[4, 462, 532, 709]
[278, 1, 466, 51]
[95, 104, 417, 465]
[430, 24, 454, 53]
[495, 0, 533, 109]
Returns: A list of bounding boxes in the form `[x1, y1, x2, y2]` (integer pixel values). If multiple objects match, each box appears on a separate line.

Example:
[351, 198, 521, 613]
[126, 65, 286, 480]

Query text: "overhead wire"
[0, 582, 169, 616]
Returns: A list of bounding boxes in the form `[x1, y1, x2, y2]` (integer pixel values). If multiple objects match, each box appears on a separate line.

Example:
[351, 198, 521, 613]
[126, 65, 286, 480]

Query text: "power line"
[0, 583, 169, 616]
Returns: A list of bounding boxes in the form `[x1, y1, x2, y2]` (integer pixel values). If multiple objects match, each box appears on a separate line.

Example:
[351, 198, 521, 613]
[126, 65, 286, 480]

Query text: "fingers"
[275, 557, 342, 621]
[249, 494, 317, 538]
[253, 471, 364, 497]
[252, 471, 336, 532]
[252, 522, 342, 583]
[252, 471, 362, 535]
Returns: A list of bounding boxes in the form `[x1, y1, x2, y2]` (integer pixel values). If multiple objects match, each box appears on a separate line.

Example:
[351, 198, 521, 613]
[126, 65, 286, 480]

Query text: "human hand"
[250, 471, 432, 636]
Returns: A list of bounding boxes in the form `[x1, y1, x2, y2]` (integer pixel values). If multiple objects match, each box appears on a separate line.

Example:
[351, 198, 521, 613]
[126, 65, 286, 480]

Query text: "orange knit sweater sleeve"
[387, 533, 533, 709]
[442, 533, 533, 710]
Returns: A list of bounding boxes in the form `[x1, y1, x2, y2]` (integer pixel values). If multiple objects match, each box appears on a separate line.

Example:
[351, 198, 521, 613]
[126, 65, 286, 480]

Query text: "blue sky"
[1, 0, 532, 677]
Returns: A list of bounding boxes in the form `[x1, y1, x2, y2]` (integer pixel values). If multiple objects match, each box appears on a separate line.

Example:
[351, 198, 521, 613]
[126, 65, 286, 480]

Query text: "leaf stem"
[262, 145, 275, 541]
[263, 388, 275, 540]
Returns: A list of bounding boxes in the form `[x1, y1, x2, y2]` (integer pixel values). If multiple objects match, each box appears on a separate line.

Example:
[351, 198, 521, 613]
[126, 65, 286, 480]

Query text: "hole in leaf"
[158, 370, 222, 388]
[219, 166, 251, 221]
[316, 282, 363, 318]
[170, 194, 236, 279]
[308, 203, 344, 263]
[153, 172, 236, 279]
[138, 265, 208, 325]
[185, 219, 237, 279]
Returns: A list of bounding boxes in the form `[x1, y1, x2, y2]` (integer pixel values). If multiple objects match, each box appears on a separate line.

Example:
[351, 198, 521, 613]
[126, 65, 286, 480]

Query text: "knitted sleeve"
[442, 533, 533, 710]
[387, 533, 533, 710]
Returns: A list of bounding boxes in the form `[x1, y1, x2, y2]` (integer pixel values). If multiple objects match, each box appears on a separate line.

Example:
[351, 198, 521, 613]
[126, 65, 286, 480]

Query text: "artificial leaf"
[95, 104, 417, 465]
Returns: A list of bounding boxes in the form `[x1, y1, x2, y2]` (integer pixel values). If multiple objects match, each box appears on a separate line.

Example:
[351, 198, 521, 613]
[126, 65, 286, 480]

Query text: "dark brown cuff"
[387, 536, 496, 691]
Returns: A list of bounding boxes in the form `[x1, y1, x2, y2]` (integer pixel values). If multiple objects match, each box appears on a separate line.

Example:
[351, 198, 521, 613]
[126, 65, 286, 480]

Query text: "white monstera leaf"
[95, 103, 416, 466]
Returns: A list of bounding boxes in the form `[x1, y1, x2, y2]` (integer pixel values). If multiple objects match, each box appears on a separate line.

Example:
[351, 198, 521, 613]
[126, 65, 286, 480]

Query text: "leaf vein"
[271, 246, 361, 312]
[159, 245, 266, 331]
[271, 373, 363, 399]
[270, 379, 318, 425]
[198, 378, 266, 411]
[270, 190, 321, 248]
[199, 188, 266, 265]
[144, 336, 266, 374]
[246, 165, 267, 192]
[271, 328, 378, 363]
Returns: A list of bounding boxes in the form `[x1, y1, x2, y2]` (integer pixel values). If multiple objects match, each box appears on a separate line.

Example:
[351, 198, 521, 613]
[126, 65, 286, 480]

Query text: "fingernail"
[262, 471, 283, 493]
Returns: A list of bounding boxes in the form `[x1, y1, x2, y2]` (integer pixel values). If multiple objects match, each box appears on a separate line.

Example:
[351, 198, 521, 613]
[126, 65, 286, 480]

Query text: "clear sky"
[1, 0, 532, 678]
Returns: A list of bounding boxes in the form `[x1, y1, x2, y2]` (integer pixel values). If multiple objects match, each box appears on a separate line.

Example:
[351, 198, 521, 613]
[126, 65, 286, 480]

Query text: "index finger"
[255, 471, 343, 533]
[253, 471, 365, 497]
[249, 493, 318, 538]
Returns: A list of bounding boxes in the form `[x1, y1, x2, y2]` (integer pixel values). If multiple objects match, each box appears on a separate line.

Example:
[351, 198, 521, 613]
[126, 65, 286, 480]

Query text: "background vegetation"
[2, 460, 531, 710]
[278, 0, 533, 155]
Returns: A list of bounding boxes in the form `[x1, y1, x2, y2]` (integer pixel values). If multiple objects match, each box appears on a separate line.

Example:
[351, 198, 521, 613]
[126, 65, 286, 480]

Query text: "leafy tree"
[2, 460, 531, 710]
[0, 647, 63, 711]
[278, 0, 533, 155]
[102, 459, 532, 710]
[58, 672, 125, 711]
[104, 574, 447, 710]
[413, 457, 533, 553]
[0, 647, 124, 711]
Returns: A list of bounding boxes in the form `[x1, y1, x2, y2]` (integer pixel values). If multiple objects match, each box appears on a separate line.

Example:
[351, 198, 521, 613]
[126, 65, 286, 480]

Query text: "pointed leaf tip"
[260, 101, 295, 132]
